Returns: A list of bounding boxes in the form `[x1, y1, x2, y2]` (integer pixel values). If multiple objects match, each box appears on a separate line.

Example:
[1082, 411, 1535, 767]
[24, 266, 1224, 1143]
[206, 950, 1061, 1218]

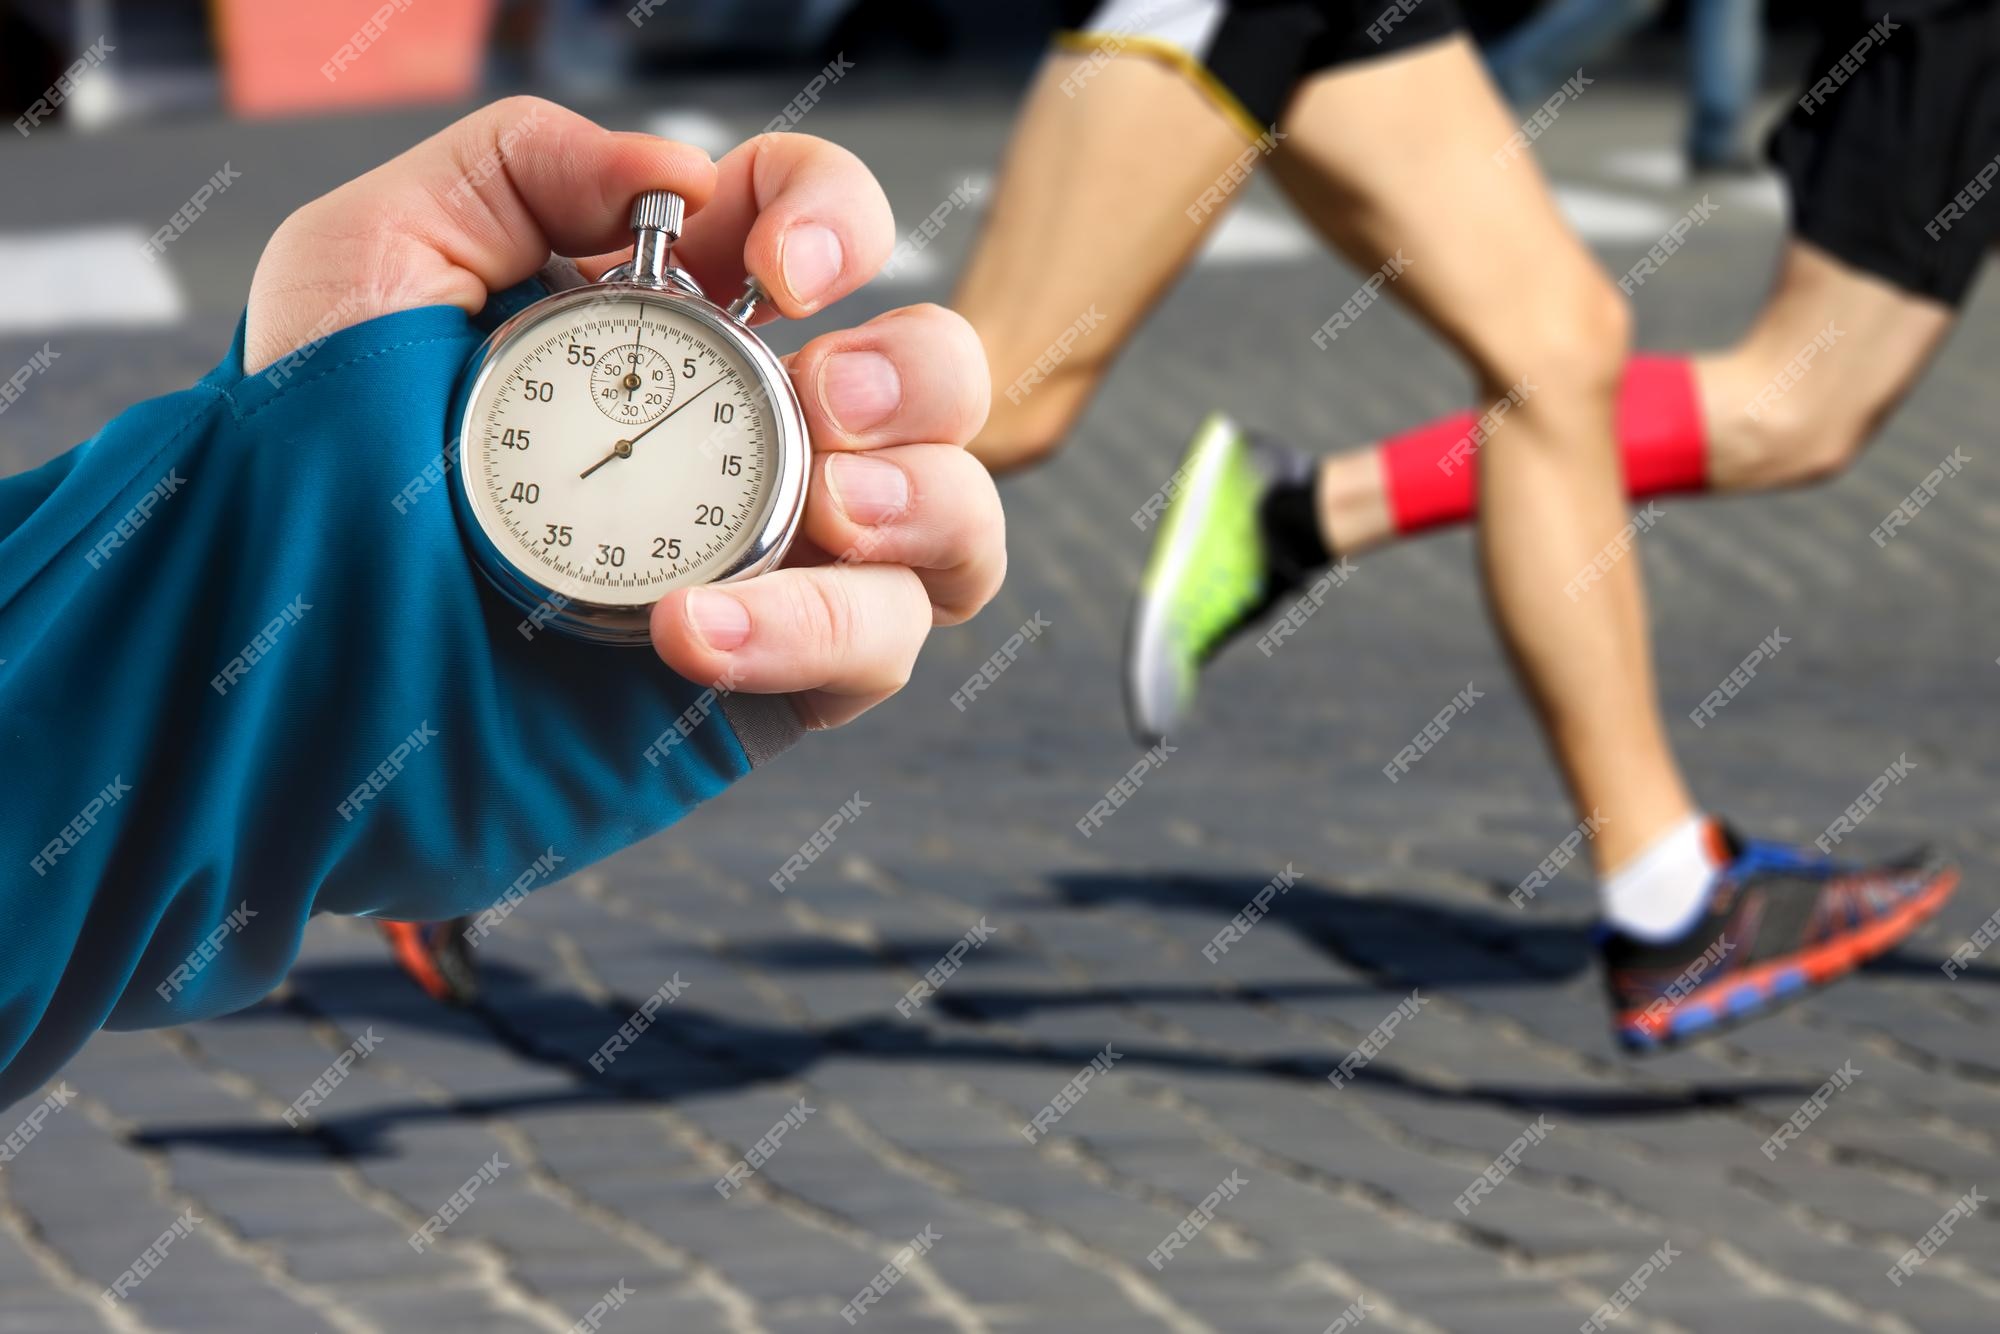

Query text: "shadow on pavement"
[123, 868, 1907, 1159]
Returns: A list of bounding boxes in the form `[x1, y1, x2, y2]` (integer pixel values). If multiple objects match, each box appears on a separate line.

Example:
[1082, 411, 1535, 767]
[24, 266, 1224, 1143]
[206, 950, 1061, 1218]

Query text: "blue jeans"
[1486, 0, 1764, 164]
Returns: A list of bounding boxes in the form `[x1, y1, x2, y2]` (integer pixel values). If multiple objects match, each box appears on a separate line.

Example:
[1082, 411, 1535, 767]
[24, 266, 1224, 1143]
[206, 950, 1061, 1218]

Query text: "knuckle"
[793, 571, 859, 662]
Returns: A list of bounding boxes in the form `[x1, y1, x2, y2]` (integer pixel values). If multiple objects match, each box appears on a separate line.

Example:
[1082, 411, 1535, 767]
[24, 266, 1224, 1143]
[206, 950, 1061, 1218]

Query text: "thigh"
[1270, 34, 1620, 383]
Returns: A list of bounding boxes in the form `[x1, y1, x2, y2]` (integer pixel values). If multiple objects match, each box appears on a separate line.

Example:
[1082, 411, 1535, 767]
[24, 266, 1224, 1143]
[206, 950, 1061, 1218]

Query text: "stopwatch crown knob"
[630, 191, 685, 240]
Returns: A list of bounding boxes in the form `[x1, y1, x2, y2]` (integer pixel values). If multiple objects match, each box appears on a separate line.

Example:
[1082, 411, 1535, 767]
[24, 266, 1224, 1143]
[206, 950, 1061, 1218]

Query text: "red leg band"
[1378, 355, 1708, 535]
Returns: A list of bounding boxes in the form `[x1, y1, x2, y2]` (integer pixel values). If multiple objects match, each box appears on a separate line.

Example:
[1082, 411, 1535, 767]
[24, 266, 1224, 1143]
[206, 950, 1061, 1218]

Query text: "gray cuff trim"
[537, 257, 590, 293]
[720, 692, 806, 769]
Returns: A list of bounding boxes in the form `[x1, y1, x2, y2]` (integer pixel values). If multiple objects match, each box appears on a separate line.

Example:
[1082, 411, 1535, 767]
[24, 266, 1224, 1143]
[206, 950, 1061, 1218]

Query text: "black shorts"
[1059, 0, 1465, 140]
[1770, 0, 2000, 305]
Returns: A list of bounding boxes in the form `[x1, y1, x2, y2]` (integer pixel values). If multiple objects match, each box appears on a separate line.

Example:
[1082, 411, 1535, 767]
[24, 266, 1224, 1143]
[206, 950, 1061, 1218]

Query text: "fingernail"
[780, 223, 843, 308]
[820, 351, 902, 433]
[826, 453, 910, 525]
[685, 589, 751, 651]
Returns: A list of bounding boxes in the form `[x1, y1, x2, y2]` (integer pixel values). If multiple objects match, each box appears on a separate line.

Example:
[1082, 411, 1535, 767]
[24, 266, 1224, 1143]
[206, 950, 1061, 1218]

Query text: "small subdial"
[589, 343, 675, 427]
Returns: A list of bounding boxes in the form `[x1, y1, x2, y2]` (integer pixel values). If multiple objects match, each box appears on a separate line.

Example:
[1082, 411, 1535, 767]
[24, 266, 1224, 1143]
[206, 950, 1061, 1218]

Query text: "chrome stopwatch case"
[452, 191, 809, 644]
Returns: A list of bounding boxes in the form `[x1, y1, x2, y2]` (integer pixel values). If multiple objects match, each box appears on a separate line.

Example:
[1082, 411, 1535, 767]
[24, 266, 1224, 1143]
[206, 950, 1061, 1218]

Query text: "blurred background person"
[1487, 0, 1766, 174]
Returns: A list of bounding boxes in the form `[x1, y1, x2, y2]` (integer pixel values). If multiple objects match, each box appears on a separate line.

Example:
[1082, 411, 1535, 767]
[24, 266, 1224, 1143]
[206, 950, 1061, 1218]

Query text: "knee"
[969, 414, 1066, 475]
[1477, 276, 1632, 417]
[967, 367, 1092, 475]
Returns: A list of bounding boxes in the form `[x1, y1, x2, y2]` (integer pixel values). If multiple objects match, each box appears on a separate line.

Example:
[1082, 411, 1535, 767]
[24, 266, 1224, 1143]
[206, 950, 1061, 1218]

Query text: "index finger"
[668, 133, 897, 320]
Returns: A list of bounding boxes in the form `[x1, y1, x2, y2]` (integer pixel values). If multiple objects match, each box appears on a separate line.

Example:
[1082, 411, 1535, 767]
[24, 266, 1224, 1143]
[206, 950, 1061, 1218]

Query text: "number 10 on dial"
[452, 191, 809, 644]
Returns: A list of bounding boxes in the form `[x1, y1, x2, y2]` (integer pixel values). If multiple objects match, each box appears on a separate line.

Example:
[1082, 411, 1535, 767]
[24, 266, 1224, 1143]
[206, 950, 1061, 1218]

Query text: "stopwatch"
[452, 190, 809, 644]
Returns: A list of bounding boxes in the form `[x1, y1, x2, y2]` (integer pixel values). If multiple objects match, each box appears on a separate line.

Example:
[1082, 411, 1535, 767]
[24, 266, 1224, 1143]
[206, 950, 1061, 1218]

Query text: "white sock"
[1600, 815, 1723, 941]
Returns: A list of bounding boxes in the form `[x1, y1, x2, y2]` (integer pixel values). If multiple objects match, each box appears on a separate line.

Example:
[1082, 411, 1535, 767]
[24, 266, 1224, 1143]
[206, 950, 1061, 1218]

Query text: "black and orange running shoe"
[1601, 826, 1958, 1052]
[376, 919, 480, 1005]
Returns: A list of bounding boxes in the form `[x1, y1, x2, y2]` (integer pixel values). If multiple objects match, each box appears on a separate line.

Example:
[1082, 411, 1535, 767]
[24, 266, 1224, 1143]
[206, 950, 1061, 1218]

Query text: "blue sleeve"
[0, 292, 803, 1107]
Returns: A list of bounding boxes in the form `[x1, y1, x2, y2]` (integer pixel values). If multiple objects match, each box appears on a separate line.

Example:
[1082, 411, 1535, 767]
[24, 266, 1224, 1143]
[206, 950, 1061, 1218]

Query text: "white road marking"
[0, 227, 185, 334]
[1197, 203, 1319, 265]
[1550, 184, 1680, 242]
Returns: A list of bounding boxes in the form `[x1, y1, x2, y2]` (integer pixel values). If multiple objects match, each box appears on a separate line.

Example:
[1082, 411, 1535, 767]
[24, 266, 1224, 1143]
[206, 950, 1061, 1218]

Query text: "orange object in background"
[215, 0, 498, 117]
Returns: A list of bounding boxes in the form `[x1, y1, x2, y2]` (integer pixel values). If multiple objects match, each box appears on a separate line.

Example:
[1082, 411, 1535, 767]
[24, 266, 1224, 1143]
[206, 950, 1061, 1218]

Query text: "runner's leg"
[1270, 35, 1691, 870]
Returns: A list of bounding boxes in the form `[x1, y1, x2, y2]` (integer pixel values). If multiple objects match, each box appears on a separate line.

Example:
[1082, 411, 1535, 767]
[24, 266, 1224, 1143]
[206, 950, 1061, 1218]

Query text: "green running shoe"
[1124, 414, 1309, 744]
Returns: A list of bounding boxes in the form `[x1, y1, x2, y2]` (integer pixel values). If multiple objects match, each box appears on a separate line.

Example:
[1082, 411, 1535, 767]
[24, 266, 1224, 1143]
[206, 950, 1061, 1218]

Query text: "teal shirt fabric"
[0, 295, 769, 1107]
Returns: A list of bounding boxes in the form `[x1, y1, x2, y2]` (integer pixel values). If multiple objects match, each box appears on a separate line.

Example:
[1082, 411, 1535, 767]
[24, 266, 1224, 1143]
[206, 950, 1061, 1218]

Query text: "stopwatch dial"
[465, 299, 779, 607]
[588, 343, 675, 427]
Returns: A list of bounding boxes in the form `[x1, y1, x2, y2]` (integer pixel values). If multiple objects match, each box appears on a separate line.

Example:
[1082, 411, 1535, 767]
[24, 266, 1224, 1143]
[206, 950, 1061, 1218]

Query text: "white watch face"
[461, 296, 785, 609]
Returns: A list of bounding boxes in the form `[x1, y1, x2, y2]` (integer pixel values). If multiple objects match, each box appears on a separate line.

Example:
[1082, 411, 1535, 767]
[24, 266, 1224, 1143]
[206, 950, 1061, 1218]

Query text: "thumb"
[244, 96, 717, 373]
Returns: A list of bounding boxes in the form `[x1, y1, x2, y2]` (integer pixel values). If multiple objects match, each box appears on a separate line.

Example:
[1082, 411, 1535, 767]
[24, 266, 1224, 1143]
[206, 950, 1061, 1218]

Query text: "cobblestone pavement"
[2, 76, 1997, 1333]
